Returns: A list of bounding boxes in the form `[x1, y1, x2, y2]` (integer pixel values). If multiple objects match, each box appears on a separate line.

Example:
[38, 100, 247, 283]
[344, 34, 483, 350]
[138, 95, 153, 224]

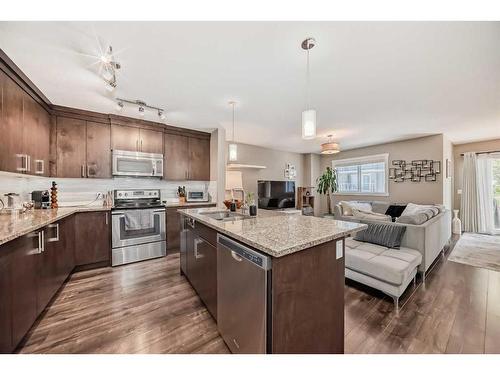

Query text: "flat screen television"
[257, 180, 296, 210]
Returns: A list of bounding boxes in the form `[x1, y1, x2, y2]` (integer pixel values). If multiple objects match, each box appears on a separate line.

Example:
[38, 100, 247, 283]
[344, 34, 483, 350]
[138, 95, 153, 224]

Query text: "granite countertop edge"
[0, 206, 111, 246]
[178, 209, 367, 258]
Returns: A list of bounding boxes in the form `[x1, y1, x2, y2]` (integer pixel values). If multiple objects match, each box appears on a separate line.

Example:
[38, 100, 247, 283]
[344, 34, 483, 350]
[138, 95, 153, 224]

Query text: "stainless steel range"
[111, 189, 166, 266]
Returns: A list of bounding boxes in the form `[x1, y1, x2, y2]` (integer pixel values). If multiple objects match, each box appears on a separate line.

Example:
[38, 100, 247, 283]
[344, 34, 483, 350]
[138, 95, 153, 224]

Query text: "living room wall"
[225, 142, 305, 202]
[318, 134, 446, 214]
[453, 138, 500, 212]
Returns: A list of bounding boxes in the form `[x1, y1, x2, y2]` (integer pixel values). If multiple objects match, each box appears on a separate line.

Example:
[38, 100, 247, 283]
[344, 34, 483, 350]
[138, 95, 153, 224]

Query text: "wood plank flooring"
[17, 237, 500, 354]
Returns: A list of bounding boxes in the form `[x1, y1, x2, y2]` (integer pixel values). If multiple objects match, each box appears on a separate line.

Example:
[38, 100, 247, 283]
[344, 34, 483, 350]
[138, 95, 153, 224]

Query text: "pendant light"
[228, 101, 238, 162]
[301, 37, 317, 140]
[321, 135, 341, 155]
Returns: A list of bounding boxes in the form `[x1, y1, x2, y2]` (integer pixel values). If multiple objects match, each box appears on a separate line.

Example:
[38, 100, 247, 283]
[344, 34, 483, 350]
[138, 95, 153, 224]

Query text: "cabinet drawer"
[193, 220, 217, 247]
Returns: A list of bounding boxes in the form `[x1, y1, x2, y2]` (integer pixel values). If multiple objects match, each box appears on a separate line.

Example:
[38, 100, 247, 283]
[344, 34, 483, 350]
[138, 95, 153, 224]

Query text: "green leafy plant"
[246, 192, 255, 206]
[316, 166, 338, 215]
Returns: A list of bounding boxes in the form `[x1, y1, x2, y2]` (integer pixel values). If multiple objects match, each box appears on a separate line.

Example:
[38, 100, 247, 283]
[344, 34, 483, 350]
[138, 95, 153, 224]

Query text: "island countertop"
[178, 207, 367, 257]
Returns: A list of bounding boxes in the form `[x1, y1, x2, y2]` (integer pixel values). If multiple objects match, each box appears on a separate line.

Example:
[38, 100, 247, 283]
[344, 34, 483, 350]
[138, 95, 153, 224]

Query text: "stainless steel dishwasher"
[217, 234, 272, 354]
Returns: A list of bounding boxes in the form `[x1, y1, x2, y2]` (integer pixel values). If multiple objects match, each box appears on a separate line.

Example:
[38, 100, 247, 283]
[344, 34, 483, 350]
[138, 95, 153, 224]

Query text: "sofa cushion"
[354, 222, 406, 248]
[371, 201, 391, 215]
[345, 240, 422, 285]
[352, 208, 392, 222]
[397, 212, 429, 225]
[340, 201, 372, 216]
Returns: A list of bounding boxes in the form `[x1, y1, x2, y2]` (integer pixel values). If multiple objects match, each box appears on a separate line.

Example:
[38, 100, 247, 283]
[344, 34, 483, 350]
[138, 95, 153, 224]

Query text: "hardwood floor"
[17, 238, 500, 354]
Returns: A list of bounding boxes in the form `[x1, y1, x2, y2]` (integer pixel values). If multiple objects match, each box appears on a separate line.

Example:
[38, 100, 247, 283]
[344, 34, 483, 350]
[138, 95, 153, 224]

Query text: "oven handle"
[112, 209, 165, 216]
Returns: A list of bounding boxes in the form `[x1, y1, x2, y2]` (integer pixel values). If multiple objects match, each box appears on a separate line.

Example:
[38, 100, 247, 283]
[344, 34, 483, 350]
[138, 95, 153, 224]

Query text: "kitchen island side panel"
[271, 238, 345, 354]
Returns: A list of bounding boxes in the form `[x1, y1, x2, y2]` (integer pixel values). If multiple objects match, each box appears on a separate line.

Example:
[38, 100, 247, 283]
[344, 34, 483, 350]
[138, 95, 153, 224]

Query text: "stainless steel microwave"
[112, 150, 163, 177]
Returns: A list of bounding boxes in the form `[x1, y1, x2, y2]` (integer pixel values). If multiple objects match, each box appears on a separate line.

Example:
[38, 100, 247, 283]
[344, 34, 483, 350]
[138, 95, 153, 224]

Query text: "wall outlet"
[336, 240, 343, 259]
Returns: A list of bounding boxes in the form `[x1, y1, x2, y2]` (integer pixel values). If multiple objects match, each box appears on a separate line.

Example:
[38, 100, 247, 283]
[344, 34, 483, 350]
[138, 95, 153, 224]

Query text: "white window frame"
[332, 153, 389, 196]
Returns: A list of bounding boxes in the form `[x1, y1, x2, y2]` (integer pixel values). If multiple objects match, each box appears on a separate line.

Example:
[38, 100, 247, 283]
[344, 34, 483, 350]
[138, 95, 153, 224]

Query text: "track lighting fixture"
[115, 98, 166, 121]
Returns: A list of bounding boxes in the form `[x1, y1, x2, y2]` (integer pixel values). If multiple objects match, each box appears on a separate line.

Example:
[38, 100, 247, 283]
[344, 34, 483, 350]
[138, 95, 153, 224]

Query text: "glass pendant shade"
[302, 109, 316, 139]
[228, 143, 238, 162]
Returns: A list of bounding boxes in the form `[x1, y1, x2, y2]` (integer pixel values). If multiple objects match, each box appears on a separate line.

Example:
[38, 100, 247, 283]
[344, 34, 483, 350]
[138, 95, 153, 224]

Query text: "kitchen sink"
[199, 210, 252, 221]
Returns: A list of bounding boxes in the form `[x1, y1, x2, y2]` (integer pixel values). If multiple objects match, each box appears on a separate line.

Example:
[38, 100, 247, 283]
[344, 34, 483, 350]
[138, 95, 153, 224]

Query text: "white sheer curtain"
[476, 155, 494, 234]
[461, 152, 479, 232]
[461, 152, 495, 234]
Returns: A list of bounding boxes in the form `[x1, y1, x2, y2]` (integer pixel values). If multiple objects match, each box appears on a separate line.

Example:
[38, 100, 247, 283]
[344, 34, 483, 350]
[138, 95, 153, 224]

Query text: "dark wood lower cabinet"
[167, 204, 215, 252]
[74, 211, 111, 267]
[0, 246, 13, 353]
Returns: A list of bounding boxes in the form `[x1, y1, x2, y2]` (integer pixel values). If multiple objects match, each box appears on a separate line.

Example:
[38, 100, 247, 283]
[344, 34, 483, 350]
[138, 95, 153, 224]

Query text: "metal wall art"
[389, 160, 441, 182]
[284, 163, 297, 180]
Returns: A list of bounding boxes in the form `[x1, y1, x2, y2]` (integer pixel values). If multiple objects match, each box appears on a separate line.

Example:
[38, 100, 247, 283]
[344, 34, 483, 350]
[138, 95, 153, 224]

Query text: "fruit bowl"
[223, 200, 243, 209]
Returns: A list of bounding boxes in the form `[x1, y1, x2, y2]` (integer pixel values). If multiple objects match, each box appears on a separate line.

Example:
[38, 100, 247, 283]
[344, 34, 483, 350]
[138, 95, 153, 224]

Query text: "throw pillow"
[397, 213, 429, 225]
[401, 203, 441, 216]
[385, 204, 407, 219]
[339, 201, 354, 216]
[350, 202, 373, 212]
[354, 222, 407, 248]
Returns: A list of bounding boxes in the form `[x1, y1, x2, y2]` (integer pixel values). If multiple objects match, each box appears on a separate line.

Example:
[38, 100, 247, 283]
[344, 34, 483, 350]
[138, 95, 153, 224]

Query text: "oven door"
[112, 208, 166, 248]
[112, 150, 164, 177]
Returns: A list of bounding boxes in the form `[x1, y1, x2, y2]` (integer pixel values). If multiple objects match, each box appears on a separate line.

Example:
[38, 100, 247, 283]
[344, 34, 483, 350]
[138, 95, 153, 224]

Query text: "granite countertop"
[0, 206, 111, 246]
[179, 207, 367, 258]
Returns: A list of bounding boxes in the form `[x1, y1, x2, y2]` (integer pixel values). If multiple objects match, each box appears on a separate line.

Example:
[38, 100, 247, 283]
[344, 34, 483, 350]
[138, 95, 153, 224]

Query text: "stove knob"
[124, 193, 128, 197]
[118, 193, 122, 197]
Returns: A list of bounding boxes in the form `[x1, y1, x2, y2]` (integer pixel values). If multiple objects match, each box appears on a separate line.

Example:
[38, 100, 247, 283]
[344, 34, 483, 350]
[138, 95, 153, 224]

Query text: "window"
[333, 154, 389, 196]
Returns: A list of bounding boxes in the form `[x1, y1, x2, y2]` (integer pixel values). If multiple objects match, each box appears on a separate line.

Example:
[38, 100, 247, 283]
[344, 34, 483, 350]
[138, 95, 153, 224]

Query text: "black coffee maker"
[31, 190, 50, 209]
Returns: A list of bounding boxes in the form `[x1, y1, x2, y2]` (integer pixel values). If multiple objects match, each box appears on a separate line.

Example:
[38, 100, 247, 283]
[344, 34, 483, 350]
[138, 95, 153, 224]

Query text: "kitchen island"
[178, 207, 367, 354]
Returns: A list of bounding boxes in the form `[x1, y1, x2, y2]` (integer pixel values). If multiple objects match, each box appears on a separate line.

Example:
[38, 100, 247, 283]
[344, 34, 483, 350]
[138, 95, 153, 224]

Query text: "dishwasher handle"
[217, 234, 271, 270]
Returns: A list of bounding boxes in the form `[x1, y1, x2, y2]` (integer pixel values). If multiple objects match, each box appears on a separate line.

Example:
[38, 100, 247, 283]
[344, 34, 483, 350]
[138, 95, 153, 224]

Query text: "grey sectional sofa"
[333, 201, 452, 308]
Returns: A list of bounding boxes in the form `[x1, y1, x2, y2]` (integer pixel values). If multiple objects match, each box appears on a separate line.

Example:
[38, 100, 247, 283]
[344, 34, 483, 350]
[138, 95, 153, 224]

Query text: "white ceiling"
[1, 22, 499, 153]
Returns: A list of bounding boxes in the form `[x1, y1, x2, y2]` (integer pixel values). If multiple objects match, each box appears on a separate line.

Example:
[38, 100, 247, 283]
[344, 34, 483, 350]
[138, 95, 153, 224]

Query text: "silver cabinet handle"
[26, 155, 31, 172]
[231, 251, 243, 262]
[47, 223, 59, 242]
[81, 164, 85, 177]
[40, 230, 45, 253]
[87, 164, 90, 177]
[16, 154, 28, 172]
[194, 238, 204, 259]
[141, 139, 143, 152]
[105, 212, 108, 225]
[136, 139, 139, 151]
[35, 159, 44, 175]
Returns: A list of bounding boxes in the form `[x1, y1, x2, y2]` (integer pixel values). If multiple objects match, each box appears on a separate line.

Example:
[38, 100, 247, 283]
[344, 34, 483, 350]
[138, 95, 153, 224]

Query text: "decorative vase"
[179, 197, 186, 204]
[249, 205, 257, 216]
[452, 209, 462, 235]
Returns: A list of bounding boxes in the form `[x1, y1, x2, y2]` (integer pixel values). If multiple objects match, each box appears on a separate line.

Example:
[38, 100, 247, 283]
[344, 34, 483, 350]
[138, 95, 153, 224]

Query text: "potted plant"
[316, 166, 338, 216]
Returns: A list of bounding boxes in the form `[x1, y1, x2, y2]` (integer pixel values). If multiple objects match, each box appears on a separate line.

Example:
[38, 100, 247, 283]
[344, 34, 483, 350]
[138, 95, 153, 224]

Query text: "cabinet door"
[166, 207, 181, 252]
[111, 124, 140, 152]
[86, 121, 111, 178]
[139, 128, 163, 154]
[164, 133, 189, 180]
[56, 117, 87, 178]
[195, 237, 218, 319]
[10, 232, 40, 348]
[1, 71, 25, 173]
[188, 137, 210, 181]
[23, 92, 50, 176]
[0, 246, 13, 353]
[37, 227, 58, 314]
[74, 211, 110, 266]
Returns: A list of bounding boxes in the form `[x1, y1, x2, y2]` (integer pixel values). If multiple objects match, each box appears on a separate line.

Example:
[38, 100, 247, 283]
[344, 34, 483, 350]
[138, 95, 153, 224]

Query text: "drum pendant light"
[301, 38, 317, 140]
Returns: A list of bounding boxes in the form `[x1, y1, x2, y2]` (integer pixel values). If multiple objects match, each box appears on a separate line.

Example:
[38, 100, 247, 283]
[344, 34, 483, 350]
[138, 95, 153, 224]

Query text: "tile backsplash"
[0, 171, 217, 207]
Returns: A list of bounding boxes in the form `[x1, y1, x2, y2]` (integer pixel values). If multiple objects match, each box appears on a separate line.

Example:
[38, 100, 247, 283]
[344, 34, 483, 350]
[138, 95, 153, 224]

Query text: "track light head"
[158, 110, 166, 121]
[138, 106, 145, 117]
[105, 80, 116, 92]
[115, 101, 124, 112]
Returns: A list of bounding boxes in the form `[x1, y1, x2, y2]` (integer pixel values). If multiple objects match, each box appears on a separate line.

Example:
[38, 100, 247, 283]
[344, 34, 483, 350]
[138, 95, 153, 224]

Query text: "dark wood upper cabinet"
[23, 92, 50, 176]
[0, 70, 25, 173]
[74, 211, 111, 266]
[188, 136, 211, 181]
[86, 121, 111, 178]
[56, 116, 87, 178]
[139, 128, 163, 154]
[111, 124, 140, 152]
[164, 133, 189, 180]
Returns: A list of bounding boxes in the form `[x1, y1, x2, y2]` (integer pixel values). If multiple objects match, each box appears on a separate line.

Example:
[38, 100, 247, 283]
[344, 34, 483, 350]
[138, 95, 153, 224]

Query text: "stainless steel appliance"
[180, 216, 195, 275]
[185, 189, 208, 202]
[112, 150, 163, 177]
[217, 234, 272, 354]
[111, 189, 166, 266]
[31, 190, 50, 209]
